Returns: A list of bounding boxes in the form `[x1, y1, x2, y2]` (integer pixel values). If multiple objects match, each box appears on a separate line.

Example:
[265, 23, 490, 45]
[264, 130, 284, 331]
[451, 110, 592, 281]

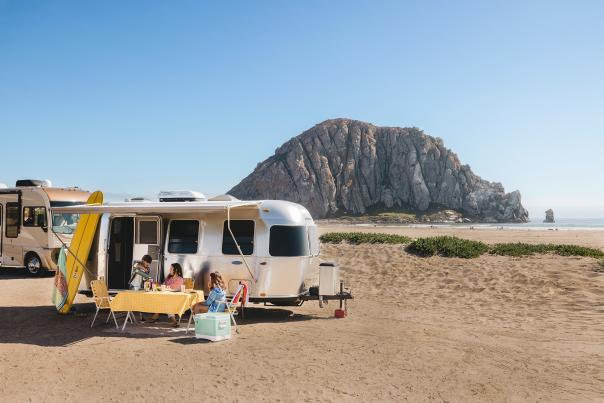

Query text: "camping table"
[111, 290, 204, 331]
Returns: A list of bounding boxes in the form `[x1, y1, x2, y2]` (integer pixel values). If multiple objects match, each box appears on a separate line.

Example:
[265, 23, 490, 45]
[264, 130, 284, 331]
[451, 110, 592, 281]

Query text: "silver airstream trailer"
[55, 191, 322, 303]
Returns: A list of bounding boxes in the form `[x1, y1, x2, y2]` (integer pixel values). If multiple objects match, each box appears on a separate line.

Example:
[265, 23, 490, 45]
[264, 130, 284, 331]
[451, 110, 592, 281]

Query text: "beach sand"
[1, 226, 603, 402]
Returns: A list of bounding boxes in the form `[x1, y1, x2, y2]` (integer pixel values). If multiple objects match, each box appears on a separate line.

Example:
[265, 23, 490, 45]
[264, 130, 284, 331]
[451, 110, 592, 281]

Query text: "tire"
[25, 253, 43, 276]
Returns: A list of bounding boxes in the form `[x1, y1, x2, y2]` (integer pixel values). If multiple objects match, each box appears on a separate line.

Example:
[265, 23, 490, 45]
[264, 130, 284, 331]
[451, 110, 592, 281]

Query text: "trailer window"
[222, 220, 254, 255]
[5, 202, 20, 238]
[269, 226, 310, 257]
[137, 220, 158, 244]
[308, 225, 320, 256]
[23, 207, 47, 227]
[168, 220, 199, 254]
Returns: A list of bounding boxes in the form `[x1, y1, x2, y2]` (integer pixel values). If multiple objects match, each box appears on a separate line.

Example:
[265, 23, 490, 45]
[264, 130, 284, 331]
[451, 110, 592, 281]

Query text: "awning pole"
[227, 206, 257, 283]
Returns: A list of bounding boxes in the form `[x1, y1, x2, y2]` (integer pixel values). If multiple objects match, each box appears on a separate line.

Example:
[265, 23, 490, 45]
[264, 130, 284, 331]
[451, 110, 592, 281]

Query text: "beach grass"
[405, 236, 489, 259]
[321, 232, 604, 260]
[490, 243, 604, 258]
[319, 232, 412, 245]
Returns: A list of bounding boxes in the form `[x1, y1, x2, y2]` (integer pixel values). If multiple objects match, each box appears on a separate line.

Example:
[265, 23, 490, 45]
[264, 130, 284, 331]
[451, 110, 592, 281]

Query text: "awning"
[51, 201, 261, 214]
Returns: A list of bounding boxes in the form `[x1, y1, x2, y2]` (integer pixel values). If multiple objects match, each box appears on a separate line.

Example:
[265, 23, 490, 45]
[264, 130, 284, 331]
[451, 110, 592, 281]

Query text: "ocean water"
[355, 218, 604, 231]
[483, 218, 604, 231]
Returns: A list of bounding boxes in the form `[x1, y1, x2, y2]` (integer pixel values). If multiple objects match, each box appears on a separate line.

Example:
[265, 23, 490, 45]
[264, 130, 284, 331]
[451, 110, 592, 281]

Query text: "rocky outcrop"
[229, 119, 529, 223]
[544, 209, 555, 223]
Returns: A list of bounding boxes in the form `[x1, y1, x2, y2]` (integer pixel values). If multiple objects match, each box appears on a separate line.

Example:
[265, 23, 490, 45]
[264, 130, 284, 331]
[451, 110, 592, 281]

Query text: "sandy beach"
[1, 226, 604, 402]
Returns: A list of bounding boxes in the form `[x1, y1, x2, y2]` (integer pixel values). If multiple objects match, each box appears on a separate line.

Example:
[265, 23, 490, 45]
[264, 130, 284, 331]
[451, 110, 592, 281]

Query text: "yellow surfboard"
[57, 191, 103, 314]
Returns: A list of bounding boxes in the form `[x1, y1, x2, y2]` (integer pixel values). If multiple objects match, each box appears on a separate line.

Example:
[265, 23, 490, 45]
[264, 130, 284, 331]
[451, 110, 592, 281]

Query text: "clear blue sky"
[1, 1, 602, 219]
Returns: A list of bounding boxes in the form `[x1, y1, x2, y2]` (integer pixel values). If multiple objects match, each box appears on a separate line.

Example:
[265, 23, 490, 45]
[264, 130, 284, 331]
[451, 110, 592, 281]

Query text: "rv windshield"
[51, 213, 80, 234]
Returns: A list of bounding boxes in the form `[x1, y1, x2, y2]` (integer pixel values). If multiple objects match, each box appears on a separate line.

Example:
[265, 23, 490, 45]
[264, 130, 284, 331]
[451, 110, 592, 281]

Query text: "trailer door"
[133, 216, 162, 282]
[3, 202, 22, 266]
[0, 204, 3, 265]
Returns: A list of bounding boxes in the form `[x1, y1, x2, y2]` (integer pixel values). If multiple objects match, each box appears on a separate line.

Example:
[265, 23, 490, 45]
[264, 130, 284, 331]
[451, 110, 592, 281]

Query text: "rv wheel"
[25, 254, 42, 276]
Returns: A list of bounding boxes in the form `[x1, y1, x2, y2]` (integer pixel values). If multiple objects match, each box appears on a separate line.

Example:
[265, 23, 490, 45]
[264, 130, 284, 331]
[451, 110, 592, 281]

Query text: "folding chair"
[90, 280, 118, 329]
[183, 277, 194, 290]
[220, 283, 248, 331]
[185, 293, 204, 334]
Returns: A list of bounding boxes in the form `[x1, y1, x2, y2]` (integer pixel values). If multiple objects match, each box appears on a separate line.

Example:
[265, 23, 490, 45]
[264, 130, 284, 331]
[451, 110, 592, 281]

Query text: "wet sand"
[0, 227, 603, 401]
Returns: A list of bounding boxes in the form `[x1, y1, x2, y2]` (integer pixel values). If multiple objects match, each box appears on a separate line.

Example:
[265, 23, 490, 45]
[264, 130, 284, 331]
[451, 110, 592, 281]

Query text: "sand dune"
[0, 228, 603, 401]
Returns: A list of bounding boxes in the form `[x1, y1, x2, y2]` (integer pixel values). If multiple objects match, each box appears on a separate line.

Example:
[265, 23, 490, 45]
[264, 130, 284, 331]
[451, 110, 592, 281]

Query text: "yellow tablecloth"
[111, 290, 204, 316]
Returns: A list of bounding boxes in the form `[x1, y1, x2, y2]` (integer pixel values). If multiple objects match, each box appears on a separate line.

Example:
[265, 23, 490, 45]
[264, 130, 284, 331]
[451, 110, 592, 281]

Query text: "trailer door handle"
[231, 260, 242, 265]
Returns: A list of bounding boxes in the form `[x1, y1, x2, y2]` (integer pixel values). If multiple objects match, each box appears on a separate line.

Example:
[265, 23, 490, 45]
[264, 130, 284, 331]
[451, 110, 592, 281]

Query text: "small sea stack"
[544, 209, 555, 223]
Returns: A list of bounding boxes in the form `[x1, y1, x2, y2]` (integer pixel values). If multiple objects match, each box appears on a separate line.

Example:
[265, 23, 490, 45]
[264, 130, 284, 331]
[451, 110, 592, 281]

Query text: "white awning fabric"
[51, 201, 261, 214]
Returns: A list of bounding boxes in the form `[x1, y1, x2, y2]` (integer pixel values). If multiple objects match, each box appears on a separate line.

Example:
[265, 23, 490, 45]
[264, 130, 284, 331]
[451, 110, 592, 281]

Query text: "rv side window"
[51, 213, 80, 234]
[23, 207, 47, 227]
[222, 220, 254, 255]
[269, 225, 310, 257]
[168, 220, 199, 254]
[5, 203, 20, 238]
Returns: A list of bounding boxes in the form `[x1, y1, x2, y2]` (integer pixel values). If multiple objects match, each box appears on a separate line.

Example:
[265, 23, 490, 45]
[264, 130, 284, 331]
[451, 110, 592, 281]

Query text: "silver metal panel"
[52, 201, 261, 214]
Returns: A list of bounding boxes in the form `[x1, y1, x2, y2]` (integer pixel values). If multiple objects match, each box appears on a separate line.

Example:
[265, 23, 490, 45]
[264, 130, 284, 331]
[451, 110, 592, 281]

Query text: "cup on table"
[180, 284, 186, 293]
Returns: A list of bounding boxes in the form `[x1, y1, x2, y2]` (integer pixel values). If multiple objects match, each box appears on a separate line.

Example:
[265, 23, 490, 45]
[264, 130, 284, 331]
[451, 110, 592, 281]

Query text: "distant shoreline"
[317, 221, 604, 232]
[316, 217, 604, 231]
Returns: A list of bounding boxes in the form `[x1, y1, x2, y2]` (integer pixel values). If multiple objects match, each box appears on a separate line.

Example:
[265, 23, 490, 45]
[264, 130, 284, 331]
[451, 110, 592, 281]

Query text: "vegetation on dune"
[490, 243, 604, 258]
[405, 236, 489, 259]
[321, 232, 604, 260]
[319, 232, 412, 245]
[325, 207, 467, 224]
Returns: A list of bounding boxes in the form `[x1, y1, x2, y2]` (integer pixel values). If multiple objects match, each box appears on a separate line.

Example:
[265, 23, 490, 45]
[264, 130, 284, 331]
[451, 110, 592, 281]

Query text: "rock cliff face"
[229, 119, 529, 223]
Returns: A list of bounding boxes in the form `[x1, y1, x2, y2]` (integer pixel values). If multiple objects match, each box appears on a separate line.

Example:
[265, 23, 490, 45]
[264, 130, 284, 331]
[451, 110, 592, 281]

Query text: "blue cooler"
[194, 313, 231, 341]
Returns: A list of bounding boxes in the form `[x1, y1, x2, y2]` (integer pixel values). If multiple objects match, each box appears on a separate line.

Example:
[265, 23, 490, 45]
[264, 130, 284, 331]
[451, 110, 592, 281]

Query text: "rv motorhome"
[0, 180, 92, 274]
[54, 191, 322, 304]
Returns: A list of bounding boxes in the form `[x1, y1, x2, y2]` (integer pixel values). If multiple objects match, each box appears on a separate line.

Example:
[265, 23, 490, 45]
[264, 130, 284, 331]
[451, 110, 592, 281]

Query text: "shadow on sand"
[0, 303, 321, 347]
[0, 267, 55, 280]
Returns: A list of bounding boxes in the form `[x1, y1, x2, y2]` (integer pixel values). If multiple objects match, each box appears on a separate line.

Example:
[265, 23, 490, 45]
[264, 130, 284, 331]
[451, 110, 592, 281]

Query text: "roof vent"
[16, 179, 52, 187]
[208, 194, 240, 202]
[158, 190, 207, 202]
[124, 197, 153, 203]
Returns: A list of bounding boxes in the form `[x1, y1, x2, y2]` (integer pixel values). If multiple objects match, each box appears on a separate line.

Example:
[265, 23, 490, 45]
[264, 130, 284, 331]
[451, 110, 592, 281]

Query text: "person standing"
[129, 254, 152, 291]
[128, 254, 153, 322]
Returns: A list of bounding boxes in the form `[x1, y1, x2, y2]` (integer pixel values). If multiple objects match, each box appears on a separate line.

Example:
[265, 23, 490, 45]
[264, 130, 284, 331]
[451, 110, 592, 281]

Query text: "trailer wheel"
[25, 253, 43, 276]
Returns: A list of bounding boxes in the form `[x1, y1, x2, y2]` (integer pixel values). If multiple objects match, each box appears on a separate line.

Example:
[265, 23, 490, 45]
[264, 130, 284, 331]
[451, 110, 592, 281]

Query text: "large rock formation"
[229, 119, 529, 223]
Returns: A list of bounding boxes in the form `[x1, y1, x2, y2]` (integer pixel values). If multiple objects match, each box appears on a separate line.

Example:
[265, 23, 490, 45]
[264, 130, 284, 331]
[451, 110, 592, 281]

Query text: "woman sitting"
[192, 272, 226, 314]
[149, 263, 185, 326]
[163, 263, 184, 290]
